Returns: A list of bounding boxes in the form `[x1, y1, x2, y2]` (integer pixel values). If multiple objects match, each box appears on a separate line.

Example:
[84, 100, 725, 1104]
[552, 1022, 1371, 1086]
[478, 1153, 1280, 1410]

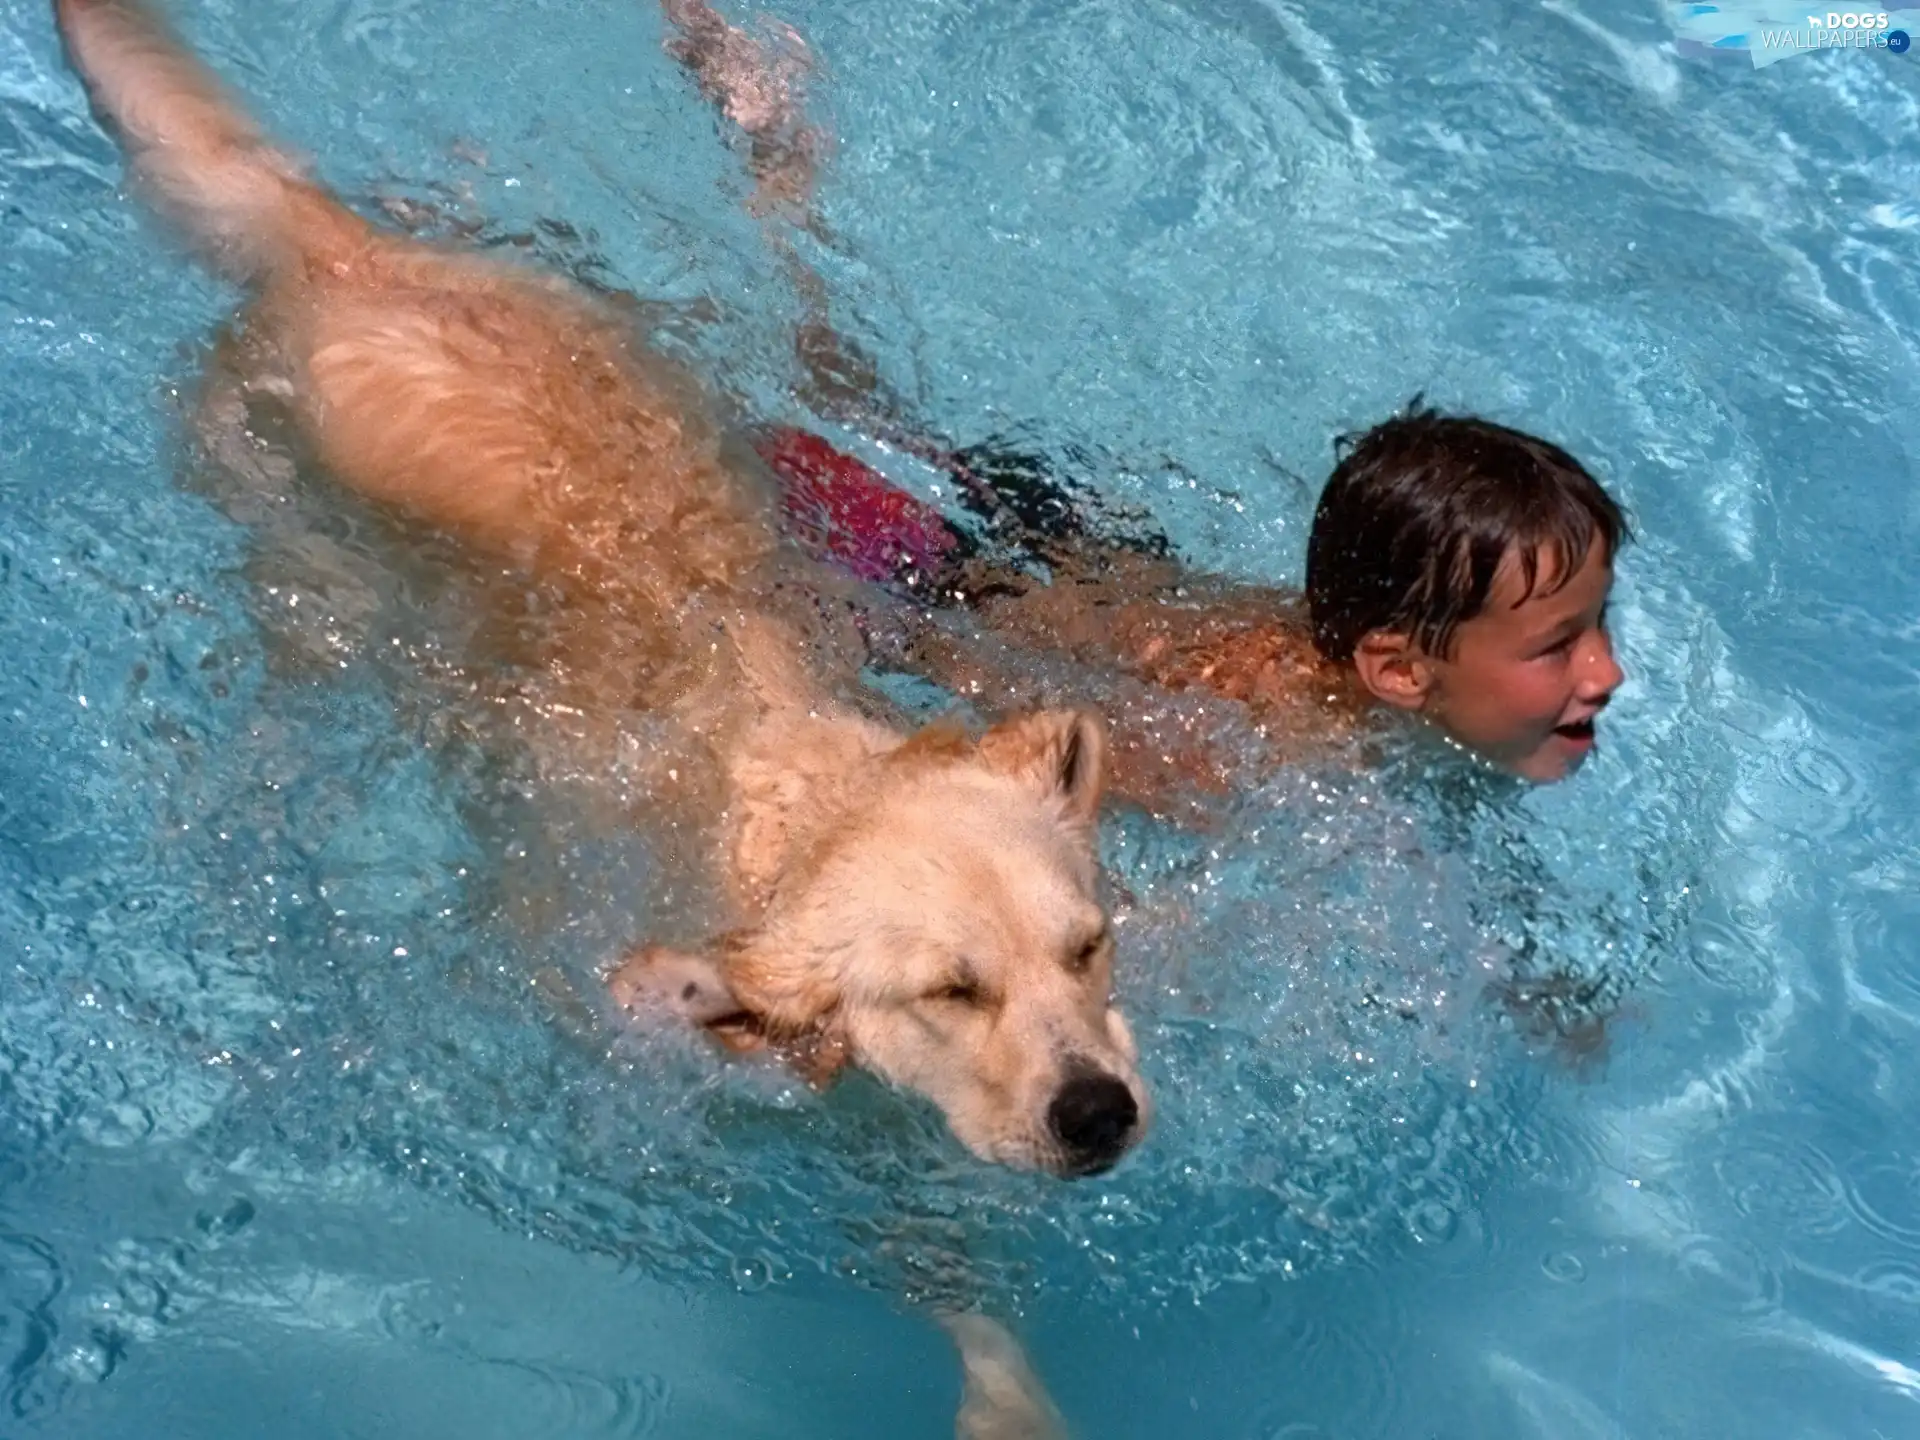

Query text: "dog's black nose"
[1047, 1074, 1138, 1174]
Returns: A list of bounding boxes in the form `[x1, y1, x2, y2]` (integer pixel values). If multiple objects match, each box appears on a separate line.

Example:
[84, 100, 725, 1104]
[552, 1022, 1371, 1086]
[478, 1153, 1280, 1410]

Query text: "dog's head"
[611, 708, 1149, 1177]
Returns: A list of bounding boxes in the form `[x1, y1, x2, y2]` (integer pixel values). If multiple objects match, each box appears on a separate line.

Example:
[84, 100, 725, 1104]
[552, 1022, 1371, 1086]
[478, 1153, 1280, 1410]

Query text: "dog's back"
[59, 0, 778, 658]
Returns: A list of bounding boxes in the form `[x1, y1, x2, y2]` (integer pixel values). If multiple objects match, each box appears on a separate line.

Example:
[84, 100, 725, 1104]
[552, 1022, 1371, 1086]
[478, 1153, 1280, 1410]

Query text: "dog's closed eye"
[1066, 925, 1112, 974]
[927, 980, 984, 1006]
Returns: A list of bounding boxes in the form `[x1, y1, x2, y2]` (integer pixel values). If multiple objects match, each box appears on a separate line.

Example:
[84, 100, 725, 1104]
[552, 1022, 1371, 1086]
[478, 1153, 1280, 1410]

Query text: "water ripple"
[1686, 916, 1780, 994]
[1675, 1234, 1783, 1319]
[1843, 1155, 1920, 1250]
[0, 1232, 65, 1422]
[1757, 735, 1872, 844]
[467, 1360, 669, 1438]
[1852, 1258, 1920, 1310]
[1715, 1132, 1852, 1242]
[1250, 1266, 1406, 1438]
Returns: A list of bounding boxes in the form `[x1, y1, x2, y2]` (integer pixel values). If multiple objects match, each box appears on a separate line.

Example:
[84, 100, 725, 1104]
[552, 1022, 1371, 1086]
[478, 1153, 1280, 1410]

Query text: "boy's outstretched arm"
[872, 608, 1238, 822]
[871, 560, 1359, 817]
[950, 549, 1360, 751]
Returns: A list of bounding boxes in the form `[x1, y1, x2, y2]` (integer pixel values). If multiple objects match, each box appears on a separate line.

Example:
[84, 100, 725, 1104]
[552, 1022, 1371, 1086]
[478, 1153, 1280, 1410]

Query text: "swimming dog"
[55, 0, 1149, 1180]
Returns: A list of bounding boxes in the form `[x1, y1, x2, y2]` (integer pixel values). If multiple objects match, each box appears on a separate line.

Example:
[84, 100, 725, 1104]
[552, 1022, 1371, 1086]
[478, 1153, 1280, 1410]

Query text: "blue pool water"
[3, 0, 1917, 1434]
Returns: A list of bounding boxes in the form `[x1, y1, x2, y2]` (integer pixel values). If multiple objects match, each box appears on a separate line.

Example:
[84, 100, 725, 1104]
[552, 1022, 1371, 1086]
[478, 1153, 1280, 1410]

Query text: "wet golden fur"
[59, 0, 1147, 1176]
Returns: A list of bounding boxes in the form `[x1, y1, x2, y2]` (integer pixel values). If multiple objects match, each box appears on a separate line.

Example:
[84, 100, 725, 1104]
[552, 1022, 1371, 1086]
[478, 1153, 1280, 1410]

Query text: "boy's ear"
[1352, 629, 1434, 711]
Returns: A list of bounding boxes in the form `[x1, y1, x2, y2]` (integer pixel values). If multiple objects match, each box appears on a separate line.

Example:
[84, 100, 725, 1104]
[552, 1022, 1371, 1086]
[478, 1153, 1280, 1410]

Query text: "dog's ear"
[608, 934, 847, 1083]
[979, 708, 1107, 826]
[608, 943, 755, 1032]
[726, 931, 852, 1088]
[722, 930, 842, 1040]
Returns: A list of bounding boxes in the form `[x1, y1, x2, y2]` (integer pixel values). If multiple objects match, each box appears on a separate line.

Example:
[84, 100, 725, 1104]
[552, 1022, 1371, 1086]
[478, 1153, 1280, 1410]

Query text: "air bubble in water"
[730, 1255, 773, 1292]
[1407, 1198, 1457, 1245]
[1541, 1251, 1586, 1284]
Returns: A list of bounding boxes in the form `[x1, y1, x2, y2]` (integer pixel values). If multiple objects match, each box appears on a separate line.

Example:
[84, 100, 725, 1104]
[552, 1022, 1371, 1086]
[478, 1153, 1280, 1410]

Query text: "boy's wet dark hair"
[1304, 403, 1629, 662]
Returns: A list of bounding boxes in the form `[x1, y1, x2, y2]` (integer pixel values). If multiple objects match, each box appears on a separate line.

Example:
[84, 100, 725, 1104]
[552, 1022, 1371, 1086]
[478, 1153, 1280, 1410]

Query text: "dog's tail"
[55, 0, 368, 283]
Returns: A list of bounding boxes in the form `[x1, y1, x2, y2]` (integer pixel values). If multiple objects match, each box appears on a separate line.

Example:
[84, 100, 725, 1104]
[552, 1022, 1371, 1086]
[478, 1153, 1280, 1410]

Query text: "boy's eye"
[1536, 632, 1578, 659]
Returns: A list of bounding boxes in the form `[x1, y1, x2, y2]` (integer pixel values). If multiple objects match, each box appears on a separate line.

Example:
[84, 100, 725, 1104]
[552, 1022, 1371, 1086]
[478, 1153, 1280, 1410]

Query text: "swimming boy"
[661, 0, 1628, 793]
[853, 405, 1628, 791]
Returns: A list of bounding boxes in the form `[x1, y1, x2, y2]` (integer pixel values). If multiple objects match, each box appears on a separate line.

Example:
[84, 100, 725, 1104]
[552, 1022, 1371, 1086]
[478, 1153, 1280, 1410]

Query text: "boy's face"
[1357, 537, 1623, 782]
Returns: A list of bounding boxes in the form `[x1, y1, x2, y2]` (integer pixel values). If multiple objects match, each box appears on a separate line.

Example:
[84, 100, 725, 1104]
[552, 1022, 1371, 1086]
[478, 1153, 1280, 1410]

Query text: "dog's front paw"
[944, 1314, 1067, 1440]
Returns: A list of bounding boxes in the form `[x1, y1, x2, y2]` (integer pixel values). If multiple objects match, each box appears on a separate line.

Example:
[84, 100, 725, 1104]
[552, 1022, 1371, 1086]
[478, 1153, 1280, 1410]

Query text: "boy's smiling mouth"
[1551, 715, 1599, 753]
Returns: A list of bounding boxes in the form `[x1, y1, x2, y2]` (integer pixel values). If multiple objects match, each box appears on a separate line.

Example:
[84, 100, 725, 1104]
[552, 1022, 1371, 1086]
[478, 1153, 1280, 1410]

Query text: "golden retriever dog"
[56, 0, 1149, 1182]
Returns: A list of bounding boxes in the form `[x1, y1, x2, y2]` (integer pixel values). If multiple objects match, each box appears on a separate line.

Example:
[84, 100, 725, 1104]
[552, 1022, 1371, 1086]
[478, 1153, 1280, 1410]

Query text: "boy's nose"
[1578, 630, 1623, 700]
